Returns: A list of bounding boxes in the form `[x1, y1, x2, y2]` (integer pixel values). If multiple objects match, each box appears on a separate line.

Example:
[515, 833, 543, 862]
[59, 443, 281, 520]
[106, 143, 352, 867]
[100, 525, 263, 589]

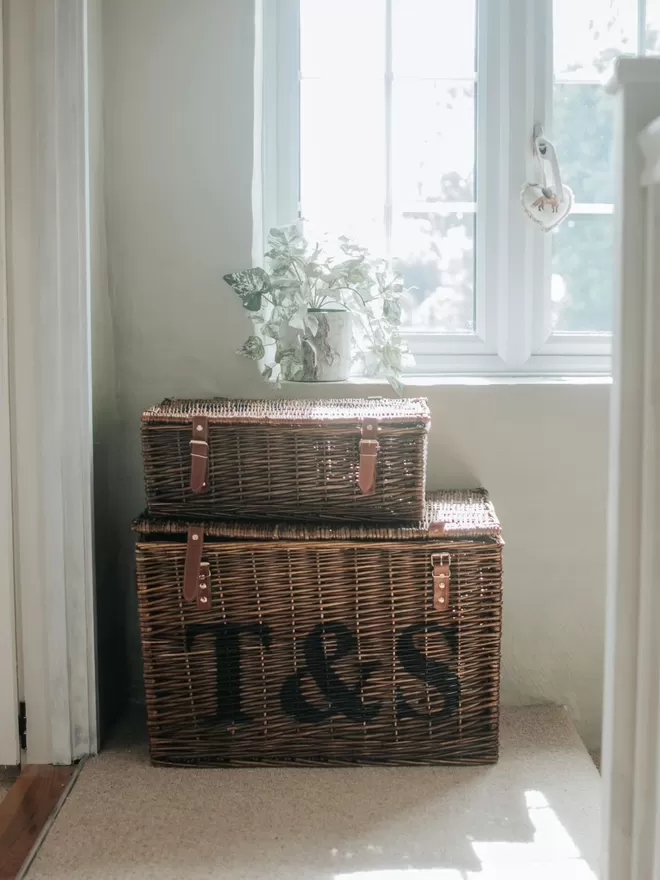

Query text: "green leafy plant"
[224, 225, 413, 393]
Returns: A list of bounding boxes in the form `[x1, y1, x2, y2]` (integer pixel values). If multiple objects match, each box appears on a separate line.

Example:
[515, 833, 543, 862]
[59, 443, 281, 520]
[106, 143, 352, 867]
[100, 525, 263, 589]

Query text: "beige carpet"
[27, 706, 600, 879]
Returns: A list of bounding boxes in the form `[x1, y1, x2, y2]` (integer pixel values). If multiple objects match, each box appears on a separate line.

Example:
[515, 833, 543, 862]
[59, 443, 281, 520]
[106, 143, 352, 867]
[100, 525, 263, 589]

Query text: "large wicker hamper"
[141, 397, 430, 523]
[134, 489, 503, 767]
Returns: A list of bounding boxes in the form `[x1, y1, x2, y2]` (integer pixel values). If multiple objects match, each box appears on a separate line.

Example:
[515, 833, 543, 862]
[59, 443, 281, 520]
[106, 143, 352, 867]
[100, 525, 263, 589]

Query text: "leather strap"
[184, 526, 204, 603]
[197, 562, 212, 611]
[358, 418, 380, 495]
[428, 522, 446, 537]
[431, 553, 451, 613]
[190, 416, 209, 493]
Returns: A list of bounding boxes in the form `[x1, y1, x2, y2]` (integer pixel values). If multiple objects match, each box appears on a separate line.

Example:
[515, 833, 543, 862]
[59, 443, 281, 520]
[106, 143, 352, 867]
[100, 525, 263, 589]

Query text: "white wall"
[102, 0, 608, 750]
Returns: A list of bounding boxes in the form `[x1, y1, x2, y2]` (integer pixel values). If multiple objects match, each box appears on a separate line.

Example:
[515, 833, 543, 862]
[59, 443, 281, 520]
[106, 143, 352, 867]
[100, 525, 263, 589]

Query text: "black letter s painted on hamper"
[395, 622, 460, 721]
[186, 623, 272, 725]
[280, 622, 382, 724]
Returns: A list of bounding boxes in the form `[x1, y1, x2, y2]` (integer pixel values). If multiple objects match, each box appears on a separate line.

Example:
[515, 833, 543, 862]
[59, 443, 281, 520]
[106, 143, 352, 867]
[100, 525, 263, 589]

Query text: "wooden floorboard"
[0, 765, 74, 879]
[0, 769, 20, 803]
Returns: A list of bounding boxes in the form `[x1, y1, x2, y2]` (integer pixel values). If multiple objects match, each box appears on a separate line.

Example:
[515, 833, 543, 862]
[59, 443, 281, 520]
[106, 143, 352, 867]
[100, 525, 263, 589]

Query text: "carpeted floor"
[27, 706, 600, 879]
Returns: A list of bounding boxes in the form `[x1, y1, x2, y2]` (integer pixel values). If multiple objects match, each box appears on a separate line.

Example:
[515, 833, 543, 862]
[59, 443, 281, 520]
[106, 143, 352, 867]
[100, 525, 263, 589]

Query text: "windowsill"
[282, 374, 613, 389]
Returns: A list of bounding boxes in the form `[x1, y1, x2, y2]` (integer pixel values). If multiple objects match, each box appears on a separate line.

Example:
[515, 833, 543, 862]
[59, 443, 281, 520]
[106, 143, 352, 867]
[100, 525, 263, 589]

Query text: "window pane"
[393, 0, 476, 78]
[297, 1, 477, 336]
[300, 0, 385, 78]
[646, 1, 660, 52]
[300, 79, 386, 249]
[551, 215, 614, 332]
[553, 84, 614, 203]
[393, 213, 475, 332]
[392, 81, 475, 204]
[554, 0, 637, 79]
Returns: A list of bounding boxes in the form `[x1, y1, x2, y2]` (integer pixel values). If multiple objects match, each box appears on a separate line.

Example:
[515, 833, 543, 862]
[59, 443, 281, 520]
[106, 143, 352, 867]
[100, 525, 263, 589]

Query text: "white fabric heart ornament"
[521, 181, 573, 231]
[521, 133, 573, 232]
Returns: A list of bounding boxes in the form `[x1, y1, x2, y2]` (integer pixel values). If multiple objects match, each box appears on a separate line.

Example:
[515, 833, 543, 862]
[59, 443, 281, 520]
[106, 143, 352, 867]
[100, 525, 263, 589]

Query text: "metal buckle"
[431, 553, 451, 567]
[359, 439, 380, 454]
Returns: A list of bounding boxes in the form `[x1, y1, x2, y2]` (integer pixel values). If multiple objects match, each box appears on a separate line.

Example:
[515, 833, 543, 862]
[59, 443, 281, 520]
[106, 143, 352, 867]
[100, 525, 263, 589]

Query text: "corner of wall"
[252, 0, 264, 266]
[88, 0, 128, 739]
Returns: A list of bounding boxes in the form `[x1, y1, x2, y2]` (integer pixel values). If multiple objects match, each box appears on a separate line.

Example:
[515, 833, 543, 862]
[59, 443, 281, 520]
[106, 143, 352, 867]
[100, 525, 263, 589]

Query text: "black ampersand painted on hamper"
[280, 622, 382, 724]
[186, 622, 272, 725]
[395, 622, 460, 721]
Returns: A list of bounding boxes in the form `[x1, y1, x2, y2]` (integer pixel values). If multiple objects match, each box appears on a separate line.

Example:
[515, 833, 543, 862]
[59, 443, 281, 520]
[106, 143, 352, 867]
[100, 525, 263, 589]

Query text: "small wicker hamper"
[141, 397, 430, 523]
[134, 489, 503, 767]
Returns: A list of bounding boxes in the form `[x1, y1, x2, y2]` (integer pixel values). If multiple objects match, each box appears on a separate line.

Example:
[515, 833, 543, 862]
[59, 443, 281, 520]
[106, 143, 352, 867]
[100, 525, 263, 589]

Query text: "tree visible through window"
[552, 0, 637, 333]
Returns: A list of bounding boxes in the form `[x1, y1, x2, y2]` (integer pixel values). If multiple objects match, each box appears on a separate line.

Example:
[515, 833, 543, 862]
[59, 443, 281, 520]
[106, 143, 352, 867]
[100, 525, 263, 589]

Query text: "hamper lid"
[142, 397, 431, 426]
[133, 489, 501, 542]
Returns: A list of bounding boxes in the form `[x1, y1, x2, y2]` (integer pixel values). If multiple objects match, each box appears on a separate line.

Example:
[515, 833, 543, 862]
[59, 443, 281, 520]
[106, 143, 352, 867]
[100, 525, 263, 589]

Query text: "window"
[264, 0, 655, 375]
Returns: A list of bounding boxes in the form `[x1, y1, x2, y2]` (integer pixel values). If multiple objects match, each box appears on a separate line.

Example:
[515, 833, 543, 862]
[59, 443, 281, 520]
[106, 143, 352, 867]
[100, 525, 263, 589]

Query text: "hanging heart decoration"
[521, 130, 573, 233]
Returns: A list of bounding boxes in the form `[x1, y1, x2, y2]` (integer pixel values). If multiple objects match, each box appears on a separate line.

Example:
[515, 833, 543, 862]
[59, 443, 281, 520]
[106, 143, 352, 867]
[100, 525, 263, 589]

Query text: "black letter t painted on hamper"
[185, 623, 272, 726]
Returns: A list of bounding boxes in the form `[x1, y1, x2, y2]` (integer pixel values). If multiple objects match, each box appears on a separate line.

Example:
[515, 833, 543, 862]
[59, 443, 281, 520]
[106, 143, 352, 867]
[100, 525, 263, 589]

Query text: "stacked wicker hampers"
[134, 398, 503, 767]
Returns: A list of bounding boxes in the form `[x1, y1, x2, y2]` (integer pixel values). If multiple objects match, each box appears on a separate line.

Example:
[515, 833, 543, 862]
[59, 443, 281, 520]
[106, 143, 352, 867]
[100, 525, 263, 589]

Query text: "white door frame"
[0, 0, 20, 769]
[602, 56, 660, 880]
[5, 0, 97, 765]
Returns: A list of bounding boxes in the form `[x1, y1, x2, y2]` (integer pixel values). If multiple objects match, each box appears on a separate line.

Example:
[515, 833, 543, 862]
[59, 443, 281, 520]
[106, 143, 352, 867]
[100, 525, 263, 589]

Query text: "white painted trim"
[406, 351, 611, 376]
[0, 0, 20, 768]
[632, 180, 660, 880]
[605, 54, 660, 91]
[384, 0, 393, 257]
[639, 117, 660, 184]
[601, 57, 660, 880]
[498, 0, 553, 366]
[638, 0, 648, 55]
[7, 0, 97, 765]
[252, 0, 264, 266]
[262, 0, 299, 244]
[44, 0, 97, 763]
[474, 0, 500, 353]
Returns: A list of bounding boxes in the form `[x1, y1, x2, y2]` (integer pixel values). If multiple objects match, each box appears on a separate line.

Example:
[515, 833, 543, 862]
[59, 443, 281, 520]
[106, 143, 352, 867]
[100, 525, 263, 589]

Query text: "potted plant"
[224, 225, 413, 393]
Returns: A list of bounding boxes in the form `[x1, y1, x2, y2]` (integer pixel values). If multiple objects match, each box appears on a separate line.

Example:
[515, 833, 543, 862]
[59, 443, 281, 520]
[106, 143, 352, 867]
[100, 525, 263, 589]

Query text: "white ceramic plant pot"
[283, 309, 352, 382]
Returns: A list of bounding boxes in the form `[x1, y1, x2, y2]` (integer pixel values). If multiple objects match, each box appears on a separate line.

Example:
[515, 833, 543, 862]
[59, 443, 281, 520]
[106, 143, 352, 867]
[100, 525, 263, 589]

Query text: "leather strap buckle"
[431, 553, 451, 613]
[197, 562, 212, 611]
[358, 419, 380, 495]
[184, 526, 204, 602]
[183, 527, 211, 610]
[190, 416, 209, 493]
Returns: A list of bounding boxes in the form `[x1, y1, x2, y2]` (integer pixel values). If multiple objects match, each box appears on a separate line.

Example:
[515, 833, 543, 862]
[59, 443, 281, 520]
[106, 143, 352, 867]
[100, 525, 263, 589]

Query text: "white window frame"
[262, 0, 643, 376]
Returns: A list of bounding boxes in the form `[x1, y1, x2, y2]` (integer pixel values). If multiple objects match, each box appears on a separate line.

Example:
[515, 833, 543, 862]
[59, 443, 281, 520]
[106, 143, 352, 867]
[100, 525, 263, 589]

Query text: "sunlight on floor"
[26, 707, 601, 880]
[334, 790, 597, 880]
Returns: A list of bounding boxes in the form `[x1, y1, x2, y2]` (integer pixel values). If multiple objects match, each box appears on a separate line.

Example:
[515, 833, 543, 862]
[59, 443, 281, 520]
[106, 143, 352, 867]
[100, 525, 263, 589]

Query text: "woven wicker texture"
[135, 491, 503, 767]
[141, 398, 429, 523]
[143, 397, 431, 425]
[133, 489, 501, 541]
